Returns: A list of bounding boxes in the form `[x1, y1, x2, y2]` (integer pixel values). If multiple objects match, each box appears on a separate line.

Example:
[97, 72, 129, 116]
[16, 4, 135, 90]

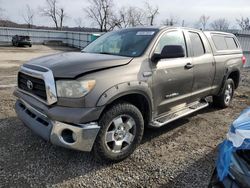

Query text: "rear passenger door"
[185, 30, 215, 100]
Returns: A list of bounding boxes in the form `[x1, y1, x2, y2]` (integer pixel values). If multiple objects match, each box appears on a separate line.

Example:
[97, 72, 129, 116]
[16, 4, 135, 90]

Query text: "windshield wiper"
[83, 51, 131, 57]
[98, 52, 115, 55]
[98, 52, 131, 57]
[81, 51, 115, 55]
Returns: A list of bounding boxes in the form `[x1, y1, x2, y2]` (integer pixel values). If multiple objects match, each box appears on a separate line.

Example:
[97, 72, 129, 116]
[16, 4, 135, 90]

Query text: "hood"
[26, 52, 133, 78]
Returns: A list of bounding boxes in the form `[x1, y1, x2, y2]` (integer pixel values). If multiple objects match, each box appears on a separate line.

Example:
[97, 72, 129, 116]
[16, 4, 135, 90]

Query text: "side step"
[150, 101, 209, 127]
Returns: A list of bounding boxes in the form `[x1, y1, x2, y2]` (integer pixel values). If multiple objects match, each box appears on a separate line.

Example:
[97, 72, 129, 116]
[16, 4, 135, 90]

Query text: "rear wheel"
[213, 78, 235, 108]
[93, 102, 144, 162]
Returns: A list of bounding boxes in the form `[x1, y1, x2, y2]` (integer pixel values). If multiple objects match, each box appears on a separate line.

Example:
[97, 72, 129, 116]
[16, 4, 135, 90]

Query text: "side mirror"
[151, 45, 185, 63]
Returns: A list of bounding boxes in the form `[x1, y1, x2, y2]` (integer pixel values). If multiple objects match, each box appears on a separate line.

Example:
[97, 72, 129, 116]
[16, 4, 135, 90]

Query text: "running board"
[150, 101, 209, 128]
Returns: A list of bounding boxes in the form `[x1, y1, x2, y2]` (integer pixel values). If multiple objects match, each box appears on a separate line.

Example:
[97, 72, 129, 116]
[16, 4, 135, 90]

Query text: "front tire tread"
[93, 102, 144, 162]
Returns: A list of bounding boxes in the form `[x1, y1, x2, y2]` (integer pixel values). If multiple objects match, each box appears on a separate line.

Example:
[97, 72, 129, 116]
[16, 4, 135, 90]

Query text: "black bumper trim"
[15, 100, 52, 141]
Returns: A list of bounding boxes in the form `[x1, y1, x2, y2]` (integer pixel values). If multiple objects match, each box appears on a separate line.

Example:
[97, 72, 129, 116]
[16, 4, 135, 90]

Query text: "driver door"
[151, 30, 194, 115]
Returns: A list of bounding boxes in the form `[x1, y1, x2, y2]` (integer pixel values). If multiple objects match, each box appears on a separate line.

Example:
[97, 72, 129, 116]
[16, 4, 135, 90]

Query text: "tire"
[29, 44, 32, 47]
[93, 102, 144, 162]
[213, 78, 235, 108]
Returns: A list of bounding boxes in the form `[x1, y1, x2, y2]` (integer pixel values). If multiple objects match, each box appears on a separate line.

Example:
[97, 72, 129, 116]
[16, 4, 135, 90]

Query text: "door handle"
[185, 63, 194, 69]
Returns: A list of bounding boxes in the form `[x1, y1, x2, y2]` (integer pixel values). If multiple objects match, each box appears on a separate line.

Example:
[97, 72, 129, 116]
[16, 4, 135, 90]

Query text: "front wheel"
[93, 102, 144, 162]
[213, 78, 235, 108]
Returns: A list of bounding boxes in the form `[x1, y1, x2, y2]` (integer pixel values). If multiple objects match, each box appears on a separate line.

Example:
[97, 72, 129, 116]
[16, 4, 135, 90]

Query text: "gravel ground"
[0, 45, 250, 188]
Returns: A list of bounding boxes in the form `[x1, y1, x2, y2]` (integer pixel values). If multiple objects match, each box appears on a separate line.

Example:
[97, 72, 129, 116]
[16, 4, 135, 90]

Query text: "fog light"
[61, 129, 76, 144]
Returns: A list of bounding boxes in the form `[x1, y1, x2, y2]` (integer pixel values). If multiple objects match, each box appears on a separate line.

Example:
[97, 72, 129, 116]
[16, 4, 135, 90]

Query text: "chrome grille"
[17, 65, 57, 105]
[18, 72, 47, 100]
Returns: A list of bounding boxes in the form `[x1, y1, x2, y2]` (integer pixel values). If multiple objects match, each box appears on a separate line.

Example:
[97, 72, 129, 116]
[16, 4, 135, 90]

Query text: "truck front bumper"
[15, 99, 100, 152]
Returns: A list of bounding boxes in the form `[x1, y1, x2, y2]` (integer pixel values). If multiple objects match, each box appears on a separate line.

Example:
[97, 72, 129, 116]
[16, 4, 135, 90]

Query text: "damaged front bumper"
[209, 151, 250, 188]
[15, 99, 100, 152]
[209, 107, 250, 188]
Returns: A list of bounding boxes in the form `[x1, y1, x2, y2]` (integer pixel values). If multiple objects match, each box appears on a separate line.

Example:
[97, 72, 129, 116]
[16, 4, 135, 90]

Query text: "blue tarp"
[216, 107, 250, 181]
[232, 107, 250, 131]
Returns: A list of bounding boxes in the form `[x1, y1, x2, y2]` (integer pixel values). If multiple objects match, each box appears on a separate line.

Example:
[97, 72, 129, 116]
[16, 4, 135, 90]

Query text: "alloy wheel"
[224, 83, 233, 105]
[104, 115, 136, 153]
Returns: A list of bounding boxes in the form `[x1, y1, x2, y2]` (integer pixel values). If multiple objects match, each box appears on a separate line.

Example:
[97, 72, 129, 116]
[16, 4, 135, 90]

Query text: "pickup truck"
[14, 27, 245, 162]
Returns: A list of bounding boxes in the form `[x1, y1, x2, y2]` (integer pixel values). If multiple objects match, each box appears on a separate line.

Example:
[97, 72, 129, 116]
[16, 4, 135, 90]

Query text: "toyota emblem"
[26, 80, 33, 90]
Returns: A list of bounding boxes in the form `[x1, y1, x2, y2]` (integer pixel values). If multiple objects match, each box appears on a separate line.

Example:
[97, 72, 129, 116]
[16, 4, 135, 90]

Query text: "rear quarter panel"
[212, 54, 242, 92]
[204, 32, 243, 94]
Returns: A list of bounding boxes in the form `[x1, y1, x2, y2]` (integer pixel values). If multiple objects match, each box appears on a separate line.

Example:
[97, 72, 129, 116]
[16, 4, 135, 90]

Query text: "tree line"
[196, 14, 250, 31]
[0, 0, 250, 31]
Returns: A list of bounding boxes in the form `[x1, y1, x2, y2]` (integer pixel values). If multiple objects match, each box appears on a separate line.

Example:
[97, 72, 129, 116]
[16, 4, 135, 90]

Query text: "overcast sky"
[0, 0, 250, 28]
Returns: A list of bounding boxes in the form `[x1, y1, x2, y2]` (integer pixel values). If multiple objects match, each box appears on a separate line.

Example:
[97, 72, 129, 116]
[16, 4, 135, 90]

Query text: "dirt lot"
[0, 45, 250, 188]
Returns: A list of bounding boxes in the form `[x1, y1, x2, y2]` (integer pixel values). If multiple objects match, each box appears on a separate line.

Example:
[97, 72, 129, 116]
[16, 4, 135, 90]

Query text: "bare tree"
[40, 0, 66, 30]
[107, 7, 128, 29]
[210, 18, 230, 30]
[181, 20, 185, 27]
[107, 12, 123, 30]
[57, 8, 66, 30]
[198, 15, 210, 30]
[99, 5, 145, 30]
[40, 0, 58, 29]
[162, 16, 178, 26]
[22, 5, 34, 28]
[119, 6, 145, 28]
[236, 17, 250, 30]
[84, 0, 115, 32]
[144, 1, 159, 26]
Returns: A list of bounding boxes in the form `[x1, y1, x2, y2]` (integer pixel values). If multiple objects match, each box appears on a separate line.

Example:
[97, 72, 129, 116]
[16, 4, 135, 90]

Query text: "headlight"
[56, 80, 96, 98]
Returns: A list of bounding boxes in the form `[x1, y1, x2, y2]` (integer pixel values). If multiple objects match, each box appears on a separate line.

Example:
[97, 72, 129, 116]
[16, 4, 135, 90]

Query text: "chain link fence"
[0, 27, 101, 49]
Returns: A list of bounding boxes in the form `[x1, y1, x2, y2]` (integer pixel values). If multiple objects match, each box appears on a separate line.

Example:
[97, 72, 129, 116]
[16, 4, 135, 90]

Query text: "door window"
[189, 32, 205, 57]
[154, 31, 187, 57]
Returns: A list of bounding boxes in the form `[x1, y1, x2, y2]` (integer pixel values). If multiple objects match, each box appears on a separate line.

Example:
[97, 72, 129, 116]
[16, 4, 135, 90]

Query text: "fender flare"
[218, 67, 240, 95]
[96, 81, 154, 114]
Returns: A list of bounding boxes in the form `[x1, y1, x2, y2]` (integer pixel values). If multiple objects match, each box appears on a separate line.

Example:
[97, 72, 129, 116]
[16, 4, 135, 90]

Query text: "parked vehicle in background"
[14, 27, 245, 162]
[209, 107, 250, 188]
[12, 35, 32, 47]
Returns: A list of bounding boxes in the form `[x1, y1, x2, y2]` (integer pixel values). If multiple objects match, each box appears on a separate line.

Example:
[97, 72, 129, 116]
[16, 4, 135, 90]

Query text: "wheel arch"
[96, 81, 153, 125]
[218, 67, 241, 96]
[227, 69, 240, 89]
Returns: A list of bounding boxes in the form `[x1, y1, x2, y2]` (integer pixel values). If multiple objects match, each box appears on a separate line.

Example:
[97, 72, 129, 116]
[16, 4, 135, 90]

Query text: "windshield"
[82, 29, 159, 57]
